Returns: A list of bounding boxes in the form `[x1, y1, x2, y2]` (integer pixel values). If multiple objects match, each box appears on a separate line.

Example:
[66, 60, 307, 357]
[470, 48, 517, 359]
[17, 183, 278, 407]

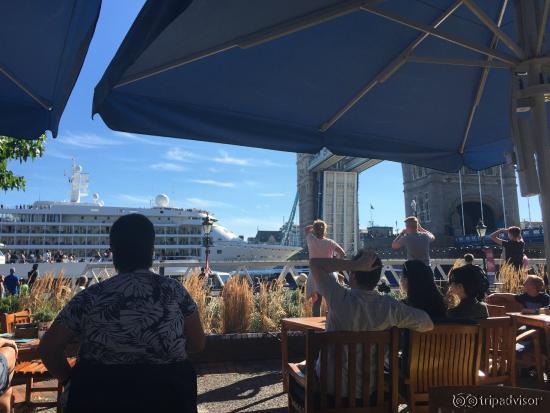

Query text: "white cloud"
[150, 162, 186, 172]
[213, 150, 251, 166]
[166, 147, 201, 162]
[208, 167, 221, 173]
[113, 131, 171, 146]
[58, 132, 122, 149]
[116, 194, 151, 205]
[185, 198, 231, 208]
[259, 192, 286, 197]
[46, 148, 73, 160]
[213, 150, 285, 168]
[191, 179, 235, 188]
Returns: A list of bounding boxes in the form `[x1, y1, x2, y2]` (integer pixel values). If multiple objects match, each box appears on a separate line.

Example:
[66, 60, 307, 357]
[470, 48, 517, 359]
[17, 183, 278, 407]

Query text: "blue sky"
[3, 1, 542, 238]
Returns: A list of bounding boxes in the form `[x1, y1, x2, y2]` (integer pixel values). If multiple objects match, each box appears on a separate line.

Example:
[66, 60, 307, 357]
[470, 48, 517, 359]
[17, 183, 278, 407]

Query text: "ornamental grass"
[496, 262, 527, 294]
[181, 273, 315, 334]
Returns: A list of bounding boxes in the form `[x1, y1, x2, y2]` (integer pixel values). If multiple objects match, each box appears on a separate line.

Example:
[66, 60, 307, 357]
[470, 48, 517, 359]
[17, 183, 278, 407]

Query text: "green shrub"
[0, 295, 20, 314]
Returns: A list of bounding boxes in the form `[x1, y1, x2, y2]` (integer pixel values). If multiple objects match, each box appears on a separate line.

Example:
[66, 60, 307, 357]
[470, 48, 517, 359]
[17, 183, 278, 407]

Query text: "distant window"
[217, 250, 222, 254]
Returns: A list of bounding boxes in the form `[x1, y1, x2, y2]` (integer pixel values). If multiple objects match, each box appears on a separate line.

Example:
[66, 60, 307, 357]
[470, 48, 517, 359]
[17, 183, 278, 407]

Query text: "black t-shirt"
[515, 293, 550, 310]
[502, 239, 524, 268]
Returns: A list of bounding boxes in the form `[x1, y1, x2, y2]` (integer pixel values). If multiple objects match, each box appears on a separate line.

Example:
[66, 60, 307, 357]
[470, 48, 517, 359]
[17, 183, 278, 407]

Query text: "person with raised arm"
[392, 216, 435, 266]
[489, 226, 525, 270]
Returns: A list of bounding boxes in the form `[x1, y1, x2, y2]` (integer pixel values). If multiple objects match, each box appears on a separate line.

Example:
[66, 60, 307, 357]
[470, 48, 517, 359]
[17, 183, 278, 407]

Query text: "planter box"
[189, 331, 305, 364]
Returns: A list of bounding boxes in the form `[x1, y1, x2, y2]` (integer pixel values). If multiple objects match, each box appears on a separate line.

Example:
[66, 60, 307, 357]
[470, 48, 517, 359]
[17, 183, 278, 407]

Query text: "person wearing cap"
[447, 265, 489, 320]
[391, 216, 435, 266]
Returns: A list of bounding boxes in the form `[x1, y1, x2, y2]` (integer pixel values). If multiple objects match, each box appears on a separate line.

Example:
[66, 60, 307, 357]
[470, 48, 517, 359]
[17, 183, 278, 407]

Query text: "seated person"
[0, 338, 17, 413]
[293, 251, 433, 406]
[39, 214, 205, 413]
[463, 253, 474, 265]
[400, 260, 447, 320]
[447, 265, 489, 320]
[514, 275, 550, 310]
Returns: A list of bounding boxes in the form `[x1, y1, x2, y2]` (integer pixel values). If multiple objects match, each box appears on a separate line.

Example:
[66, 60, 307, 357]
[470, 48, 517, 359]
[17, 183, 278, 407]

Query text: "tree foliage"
[0, 135, 46, 191]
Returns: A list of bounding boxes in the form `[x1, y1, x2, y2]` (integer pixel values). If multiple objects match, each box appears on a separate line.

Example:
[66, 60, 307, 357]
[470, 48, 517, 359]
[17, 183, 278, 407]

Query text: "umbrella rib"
[536, 0, 550, 56]
[0, 64, 52, 111]
[459, 0, 509, 155]
[462, 0, 526, 60]
[360, 5, 520, 66]
[115, 0, 377, 89]
[319, 0, 463, 132]
[407, 56, 510, 69]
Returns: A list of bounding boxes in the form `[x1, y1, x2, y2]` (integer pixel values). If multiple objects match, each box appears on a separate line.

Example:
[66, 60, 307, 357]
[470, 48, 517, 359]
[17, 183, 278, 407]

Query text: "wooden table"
[281, 317, 326, 392]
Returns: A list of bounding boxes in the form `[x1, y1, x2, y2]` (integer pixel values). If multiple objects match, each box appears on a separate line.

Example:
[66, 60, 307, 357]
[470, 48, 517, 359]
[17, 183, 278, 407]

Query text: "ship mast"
[69, 160, 89, 203]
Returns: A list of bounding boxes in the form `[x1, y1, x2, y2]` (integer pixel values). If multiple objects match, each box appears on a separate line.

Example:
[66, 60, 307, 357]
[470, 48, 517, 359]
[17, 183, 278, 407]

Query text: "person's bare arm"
[392, 229, 406, 250]
[333, 243, 346, 258]
[184, 311, 206, 353]
[0, 339, 17, 373]
[489, 228, 505, 245]
[39, 323, 75, 384]
[417, 224, 435, 240]
[304, 225, 314, 235]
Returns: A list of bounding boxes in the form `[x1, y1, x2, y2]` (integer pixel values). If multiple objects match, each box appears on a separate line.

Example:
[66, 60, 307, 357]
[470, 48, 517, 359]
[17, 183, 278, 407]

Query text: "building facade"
[402, 164, 520, 239]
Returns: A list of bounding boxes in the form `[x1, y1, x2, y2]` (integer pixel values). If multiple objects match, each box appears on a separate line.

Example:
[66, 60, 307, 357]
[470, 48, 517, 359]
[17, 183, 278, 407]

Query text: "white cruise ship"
[0, 164, 301, 270]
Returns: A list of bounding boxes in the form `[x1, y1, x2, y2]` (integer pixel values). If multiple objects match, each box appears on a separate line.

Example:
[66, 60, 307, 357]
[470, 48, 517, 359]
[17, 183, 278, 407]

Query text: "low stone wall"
[189, 331, 305, 364]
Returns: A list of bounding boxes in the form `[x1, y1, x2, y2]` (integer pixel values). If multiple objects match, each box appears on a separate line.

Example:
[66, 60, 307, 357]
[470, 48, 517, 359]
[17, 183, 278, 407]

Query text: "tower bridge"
[297, 150, 520, 255]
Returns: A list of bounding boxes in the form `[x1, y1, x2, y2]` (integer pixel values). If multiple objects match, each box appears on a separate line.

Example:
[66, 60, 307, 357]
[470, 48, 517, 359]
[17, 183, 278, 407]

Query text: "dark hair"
[508, 226, 521, 238]
[402, 260, 447, 318]
[463, 254, 474, 264]
[110, 214, 155, 273]
[449, 265, 489, 300]
[351, 251, 382, 290]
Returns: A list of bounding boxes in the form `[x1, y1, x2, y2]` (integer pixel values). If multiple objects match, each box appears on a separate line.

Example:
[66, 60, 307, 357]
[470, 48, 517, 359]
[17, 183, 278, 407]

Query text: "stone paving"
[12, 361, 287, 413]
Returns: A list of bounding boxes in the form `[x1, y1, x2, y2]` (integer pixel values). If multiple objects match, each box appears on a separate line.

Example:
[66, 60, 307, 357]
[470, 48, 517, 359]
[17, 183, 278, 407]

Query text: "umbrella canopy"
[0, 0, 102, 139]
[93, 0, 541, 172]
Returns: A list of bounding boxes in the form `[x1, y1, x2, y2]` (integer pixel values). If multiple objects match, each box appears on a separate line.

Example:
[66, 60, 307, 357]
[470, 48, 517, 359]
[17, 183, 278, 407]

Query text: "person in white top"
[305, 220, 346, 316]
[308, 251, 433, 402]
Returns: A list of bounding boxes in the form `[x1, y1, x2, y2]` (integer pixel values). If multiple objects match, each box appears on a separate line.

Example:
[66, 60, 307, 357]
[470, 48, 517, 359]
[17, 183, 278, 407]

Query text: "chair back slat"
[361, 342, 370, 407]
[334, 343, 343, 408]
[376, 339, 385, 409]
[319, 340, 328, 410]
[347, 344, 356, 406]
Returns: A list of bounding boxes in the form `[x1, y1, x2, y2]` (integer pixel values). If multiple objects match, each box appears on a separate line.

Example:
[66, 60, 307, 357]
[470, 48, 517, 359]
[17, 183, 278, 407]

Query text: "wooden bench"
[287, 328, 399, 412]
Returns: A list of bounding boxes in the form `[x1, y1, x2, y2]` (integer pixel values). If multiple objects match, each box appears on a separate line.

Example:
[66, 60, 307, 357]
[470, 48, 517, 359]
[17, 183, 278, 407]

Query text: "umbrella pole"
[516, 0, 550, 268]
[530, 90, 550, 267]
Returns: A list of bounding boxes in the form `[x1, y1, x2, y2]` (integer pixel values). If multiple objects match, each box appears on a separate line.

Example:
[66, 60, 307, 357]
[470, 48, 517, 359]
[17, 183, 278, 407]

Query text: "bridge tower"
[297, 150, 380, 254]
[402, 164, 520, 241]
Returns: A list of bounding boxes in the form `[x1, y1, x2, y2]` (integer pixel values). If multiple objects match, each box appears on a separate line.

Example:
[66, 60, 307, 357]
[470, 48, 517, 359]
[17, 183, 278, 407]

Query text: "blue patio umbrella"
[0, 0, 102, 139]
[94, 0, 550, 260]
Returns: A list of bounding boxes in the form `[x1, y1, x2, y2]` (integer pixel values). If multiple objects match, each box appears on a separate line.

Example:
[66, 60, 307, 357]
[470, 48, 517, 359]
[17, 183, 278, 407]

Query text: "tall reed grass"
[181, 273, 316, 334]
[496, 262, 527, 294]
[222, 275, 253, 333]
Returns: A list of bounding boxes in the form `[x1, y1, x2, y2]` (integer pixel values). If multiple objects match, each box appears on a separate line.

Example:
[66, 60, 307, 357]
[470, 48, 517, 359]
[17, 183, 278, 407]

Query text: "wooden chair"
[514, 324, 548, 388]
[14, 358, 76, 412]
[0, 310, 31, 334]
[485, 304, 506, 317]
[404, 324, 481, 413]
[486, 293, 523, 313]
[287, 328, 399, 413]
[429, 385, 550, 412]
[477, 317, 516, 386]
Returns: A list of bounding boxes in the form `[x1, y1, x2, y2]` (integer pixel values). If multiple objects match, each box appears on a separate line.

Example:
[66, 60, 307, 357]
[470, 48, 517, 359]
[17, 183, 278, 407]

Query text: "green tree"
[0, 135, 45, 191]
